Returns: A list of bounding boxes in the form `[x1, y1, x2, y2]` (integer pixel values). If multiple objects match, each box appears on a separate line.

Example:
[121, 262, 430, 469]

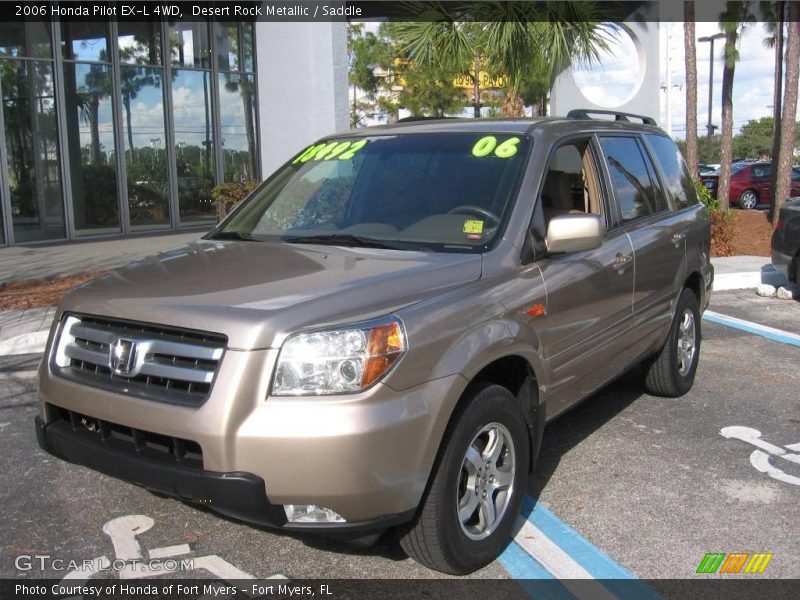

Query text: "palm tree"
[684, 3, 698, 175]
[716, 3, 754, 211]
[387, 2, 607, 118]
[772, 1, 799, 225]
[763, 1, 786, 216]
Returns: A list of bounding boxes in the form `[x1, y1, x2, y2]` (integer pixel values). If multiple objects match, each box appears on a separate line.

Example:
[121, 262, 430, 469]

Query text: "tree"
[348, 24, 395, 126]
[684, 2, 699, 175]
[716, 3, 754, 210]
[386, 2, 607, 118]
[763, 0, 786, 215]
[773, 2, 800, 226]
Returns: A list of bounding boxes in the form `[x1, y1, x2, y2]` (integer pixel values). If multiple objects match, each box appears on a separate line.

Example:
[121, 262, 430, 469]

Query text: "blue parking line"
[498, 497, 663, 600]
[703, 312, 800, 347]
[519, 496, 634, 580]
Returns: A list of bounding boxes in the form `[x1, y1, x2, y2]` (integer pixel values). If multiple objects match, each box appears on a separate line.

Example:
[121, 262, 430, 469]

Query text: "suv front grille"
[52, 314, 227, 406]
[48, 404, 203, 469]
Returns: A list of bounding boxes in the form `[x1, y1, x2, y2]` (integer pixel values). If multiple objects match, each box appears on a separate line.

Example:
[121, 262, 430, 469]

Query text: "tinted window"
[646, 134, 698, 210]
[751, 164, 771, 178]
[217, 133, 530, 252]
[599, 136, 665, 222]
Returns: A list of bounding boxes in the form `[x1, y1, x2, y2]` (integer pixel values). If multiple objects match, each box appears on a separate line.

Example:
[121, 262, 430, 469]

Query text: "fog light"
[284, 504, 346, 523]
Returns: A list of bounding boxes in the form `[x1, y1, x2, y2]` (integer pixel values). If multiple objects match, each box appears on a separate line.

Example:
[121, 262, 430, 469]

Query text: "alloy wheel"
[456, 422, 516, 540]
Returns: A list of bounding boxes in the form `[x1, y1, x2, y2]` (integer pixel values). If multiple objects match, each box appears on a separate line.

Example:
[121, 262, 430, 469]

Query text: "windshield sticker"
[463, 220, 484, 238]
[471, 136, 521, 159]
[293, 139, 369, 164]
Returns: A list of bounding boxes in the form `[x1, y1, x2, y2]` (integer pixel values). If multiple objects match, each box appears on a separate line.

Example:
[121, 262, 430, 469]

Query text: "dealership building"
[0, 18, 348, 246]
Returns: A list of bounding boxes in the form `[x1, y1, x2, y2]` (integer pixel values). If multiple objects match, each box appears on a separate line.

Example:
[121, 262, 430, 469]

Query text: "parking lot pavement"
[1, 290, 797, 583]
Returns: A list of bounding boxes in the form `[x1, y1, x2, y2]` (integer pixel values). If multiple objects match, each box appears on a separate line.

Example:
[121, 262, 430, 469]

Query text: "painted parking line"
[499, 497, 662, 600]
[703, 310, 800, 347]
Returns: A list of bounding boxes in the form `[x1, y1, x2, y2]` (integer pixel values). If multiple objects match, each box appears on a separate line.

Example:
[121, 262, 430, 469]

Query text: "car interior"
[540, 141, 604, 228]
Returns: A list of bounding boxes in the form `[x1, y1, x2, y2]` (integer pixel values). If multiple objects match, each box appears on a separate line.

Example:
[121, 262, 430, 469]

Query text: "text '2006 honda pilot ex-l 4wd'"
[36, 110, 713, 575]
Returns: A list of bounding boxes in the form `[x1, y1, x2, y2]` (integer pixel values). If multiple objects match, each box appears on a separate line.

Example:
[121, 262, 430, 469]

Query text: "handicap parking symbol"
[721, 426, 800, 487]
[61, 515, 286, 587]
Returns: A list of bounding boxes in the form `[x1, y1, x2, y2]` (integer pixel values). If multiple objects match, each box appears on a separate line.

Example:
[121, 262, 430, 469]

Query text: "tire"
[739, 189, 758, 210]
[399, 383, 530, 574]
[643, 287, 701, 397]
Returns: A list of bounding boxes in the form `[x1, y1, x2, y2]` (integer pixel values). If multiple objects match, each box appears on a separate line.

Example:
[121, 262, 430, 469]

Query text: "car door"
[529, 137, 635, 418]
[791, 168, 800, 197]
[597, 135, 686, 340]
[751, 163, 772, 204]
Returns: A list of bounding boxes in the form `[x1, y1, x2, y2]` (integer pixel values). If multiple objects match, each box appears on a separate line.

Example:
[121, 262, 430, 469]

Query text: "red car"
[700, 162, 800, 209]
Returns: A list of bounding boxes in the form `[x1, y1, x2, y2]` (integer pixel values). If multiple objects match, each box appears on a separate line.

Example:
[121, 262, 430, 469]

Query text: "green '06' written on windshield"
[292, 135, 522, 165]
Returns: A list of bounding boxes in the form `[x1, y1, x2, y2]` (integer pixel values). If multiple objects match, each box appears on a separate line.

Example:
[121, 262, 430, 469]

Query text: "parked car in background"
[771, 197, 800, 283]
[698, 164, 719, 176]
[700, 162, 800, 209]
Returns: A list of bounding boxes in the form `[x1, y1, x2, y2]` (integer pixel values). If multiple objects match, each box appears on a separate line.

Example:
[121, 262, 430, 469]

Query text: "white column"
[255, 21, 349, 177]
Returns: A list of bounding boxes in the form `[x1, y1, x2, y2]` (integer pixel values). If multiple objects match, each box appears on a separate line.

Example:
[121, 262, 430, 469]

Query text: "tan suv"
[36, 111, 713, 574]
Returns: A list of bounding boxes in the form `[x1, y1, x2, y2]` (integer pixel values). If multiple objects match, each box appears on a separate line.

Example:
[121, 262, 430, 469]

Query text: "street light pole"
[699, 33, 725, 161]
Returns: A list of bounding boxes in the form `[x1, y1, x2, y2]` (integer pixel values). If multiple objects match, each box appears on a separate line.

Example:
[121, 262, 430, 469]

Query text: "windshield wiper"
[208, 231, 259, 242]
[284, 233, 413, 250]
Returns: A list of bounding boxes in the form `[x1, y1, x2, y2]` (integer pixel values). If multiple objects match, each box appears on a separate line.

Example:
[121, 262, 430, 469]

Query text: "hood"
[58, 240, 483, 349]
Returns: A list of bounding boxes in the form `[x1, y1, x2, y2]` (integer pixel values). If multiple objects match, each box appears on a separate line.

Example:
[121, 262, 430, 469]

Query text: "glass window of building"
[61, 22, 110, 62]
[118, 23, 170, 231]
[216, 23, 257, 185]
[0, 23, 64, 243]
[218, 72, 257, 183]
[0, 19, 259, 245]
[169, 22, 211, 69]
[63, 62, 120, 236]
[173, 69, 216, 224]
[0, 22, 52, 59]
[118, 22, 162, 66]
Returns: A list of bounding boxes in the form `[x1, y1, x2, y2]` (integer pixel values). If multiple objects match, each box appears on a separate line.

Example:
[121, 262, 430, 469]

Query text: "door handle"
[672, 232, 686, 247]
[613, 253, 632, 273]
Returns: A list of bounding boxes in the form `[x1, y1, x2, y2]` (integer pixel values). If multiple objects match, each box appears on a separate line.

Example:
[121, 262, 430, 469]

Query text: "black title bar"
[2, 1, 799, 23]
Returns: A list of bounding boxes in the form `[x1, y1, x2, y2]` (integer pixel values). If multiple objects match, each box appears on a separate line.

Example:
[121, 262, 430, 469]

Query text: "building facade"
[0, 17, 348, 246]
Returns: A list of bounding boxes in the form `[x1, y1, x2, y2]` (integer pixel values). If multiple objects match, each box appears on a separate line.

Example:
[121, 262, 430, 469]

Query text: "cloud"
[662, 22, 798, 139]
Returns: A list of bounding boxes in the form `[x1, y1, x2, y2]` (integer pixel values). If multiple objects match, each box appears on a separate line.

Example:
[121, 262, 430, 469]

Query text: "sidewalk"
[0, 230, 207, 356]
[0, 230, 205, 284]
[712, 255, 788, 291]
[0, 245, 788, 356]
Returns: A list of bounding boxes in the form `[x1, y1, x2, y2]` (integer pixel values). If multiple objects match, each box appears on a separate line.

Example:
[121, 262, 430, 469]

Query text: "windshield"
[211, 133, 530, 252]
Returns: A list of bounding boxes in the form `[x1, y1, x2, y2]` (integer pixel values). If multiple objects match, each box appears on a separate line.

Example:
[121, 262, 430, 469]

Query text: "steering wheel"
[447, 205, 501, 226]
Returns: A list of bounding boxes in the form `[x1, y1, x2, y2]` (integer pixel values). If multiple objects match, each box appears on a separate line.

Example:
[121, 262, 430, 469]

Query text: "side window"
[540, 139, 604, 225]
[752, 164, 771, 178]
[599, 136, 667, 223]
[645, 134, 698, 210]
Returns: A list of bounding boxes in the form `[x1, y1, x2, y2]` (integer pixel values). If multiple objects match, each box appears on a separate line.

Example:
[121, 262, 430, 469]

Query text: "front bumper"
[37, 341, 466, 528]
[34, 414, 413, 536]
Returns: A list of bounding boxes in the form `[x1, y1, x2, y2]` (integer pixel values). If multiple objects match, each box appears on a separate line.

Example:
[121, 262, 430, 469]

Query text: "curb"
[713, 270, 789, 292]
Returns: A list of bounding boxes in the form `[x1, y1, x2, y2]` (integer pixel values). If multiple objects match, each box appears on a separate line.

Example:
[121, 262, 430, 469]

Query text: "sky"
[660, 21, 797, 139]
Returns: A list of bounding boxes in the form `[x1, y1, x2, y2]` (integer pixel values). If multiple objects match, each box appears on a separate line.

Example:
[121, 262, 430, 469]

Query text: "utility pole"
[698, 33, 725, 160]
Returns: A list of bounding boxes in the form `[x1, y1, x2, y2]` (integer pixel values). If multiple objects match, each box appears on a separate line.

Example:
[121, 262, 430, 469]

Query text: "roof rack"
[566, 109, 658, 126]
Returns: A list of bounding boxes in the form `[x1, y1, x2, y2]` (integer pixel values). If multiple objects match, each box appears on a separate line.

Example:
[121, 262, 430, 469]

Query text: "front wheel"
[399, 383, 530, 574]
[739, 189, 758, 210]
[642, 287, 701, 397]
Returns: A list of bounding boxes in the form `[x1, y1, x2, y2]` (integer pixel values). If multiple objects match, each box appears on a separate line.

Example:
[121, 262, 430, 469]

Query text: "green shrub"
[694, 178, 733, 256]
[212, 181, 261, 220]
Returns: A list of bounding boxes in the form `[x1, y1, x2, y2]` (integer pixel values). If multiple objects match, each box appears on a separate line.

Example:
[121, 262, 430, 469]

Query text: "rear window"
[645, 134, 698, 210]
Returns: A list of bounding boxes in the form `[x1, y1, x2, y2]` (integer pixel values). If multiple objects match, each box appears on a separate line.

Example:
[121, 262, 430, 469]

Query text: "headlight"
[271, 317, 406, 396]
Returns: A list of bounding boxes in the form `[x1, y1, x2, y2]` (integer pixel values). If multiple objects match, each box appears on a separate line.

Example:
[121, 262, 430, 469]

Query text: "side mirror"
[546, 214, 606, 254]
